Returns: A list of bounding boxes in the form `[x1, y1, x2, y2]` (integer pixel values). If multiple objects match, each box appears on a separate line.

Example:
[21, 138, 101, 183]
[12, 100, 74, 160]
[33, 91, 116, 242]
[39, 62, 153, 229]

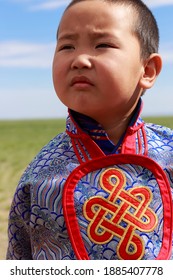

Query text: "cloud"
[9, 0, 71, 10]
[160, 44, 173, 64]
[0, 41, 55, 68]
[144, 0, 173, 8]
[10, 0, 173, 10]
[31, 0, 173, 10]
[30, 0, 71, 11]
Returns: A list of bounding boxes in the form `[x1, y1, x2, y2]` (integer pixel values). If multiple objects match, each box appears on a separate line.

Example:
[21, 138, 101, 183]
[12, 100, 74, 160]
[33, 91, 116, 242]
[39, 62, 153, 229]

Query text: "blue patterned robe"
[7, 107, 173, 260]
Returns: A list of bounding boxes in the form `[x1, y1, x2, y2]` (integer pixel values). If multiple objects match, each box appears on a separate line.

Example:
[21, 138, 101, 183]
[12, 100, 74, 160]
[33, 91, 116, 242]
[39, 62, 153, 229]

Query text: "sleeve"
[6, 181, 33, 260]
[6, 138, 48, 260]
[6, 133, 66, 259]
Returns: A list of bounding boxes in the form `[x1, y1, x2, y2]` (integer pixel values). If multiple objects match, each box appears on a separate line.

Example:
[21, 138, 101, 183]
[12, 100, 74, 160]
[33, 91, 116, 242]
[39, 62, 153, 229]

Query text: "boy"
[7, 0, 173, 260]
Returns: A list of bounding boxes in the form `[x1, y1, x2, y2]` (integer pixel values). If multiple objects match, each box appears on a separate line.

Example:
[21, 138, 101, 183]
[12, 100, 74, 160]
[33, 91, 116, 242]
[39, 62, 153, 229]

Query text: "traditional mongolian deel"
[7, 101, 173, 260]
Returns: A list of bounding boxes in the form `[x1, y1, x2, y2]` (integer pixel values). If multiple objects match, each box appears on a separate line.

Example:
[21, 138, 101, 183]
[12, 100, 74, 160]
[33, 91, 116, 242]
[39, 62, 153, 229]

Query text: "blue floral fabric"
[6, 112, 173, 260]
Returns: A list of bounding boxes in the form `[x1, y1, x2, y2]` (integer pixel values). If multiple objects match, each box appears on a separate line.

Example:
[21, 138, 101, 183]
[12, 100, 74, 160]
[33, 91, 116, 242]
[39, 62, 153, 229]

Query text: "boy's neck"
[70, 98, 142, 146]
[96, 100, 142, 145]
[102, 116, 131, 145]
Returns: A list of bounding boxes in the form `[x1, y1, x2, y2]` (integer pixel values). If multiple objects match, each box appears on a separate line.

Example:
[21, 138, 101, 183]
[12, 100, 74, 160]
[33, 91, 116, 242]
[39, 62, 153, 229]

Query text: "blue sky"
[0, 0, 173, 120]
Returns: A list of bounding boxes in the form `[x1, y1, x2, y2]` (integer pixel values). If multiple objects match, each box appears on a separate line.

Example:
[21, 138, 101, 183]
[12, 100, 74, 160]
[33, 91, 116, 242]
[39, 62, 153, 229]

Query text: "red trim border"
[63, 154, 173, 260]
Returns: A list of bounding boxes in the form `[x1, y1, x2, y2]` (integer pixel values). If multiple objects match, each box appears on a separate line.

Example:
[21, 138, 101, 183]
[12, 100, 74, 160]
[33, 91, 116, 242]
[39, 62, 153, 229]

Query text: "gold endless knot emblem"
[83, 168, 158, 259]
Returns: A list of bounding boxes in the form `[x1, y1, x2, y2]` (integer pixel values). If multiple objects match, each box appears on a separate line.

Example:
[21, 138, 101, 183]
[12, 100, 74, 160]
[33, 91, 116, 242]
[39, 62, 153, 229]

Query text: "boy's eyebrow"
[57, 33, 78, 41]
[90, 31, 116, 39]
[57, 31, 118, 41]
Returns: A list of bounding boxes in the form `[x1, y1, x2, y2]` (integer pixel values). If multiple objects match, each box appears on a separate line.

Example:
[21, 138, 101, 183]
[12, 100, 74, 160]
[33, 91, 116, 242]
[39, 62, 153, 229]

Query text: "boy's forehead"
[58, 1, 134, 37]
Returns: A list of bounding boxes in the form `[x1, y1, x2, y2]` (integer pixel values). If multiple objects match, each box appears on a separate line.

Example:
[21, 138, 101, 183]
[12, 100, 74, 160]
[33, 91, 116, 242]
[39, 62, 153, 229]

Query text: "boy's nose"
[71, 54, 92, 70]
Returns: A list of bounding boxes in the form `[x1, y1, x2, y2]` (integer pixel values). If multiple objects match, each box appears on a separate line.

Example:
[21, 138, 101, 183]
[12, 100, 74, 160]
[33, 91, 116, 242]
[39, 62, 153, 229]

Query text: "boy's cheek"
[52, 64, 62, 82]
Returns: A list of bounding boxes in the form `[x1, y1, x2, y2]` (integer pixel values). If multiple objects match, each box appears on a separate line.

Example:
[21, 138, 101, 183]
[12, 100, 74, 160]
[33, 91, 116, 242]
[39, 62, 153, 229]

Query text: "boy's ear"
[139, 53, 162, 89]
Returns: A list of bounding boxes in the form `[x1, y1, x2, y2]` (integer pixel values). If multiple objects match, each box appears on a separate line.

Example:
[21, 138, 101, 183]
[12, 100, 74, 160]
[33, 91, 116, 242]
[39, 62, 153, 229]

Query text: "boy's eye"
[96, 43, 113, 48]
[58, 45, 75, 51]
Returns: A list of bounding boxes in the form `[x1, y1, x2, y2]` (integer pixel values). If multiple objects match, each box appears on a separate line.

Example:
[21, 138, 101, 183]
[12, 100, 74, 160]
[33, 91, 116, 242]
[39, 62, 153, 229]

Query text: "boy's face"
[53, 0, 145, 125]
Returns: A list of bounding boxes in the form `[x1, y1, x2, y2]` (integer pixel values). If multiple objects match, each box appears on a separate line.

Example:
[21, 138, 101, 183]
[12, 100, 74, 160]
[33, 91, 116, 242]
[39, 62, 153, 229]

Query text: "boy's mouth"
[70, 76, 94, 88]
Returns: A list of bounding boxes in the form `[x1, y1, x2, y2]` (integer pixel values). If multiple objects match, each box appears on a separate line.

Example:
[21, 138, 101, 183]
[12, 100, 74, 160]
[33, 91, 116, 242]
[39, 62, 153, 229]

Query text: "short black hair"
[64, 0, 159, 59]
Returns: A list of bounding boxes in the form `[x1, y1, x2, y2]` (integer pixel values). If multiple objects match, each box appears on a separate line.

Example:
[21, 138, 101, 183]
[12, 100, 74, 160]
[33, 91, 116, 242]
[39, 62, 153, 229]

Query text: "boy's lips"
[70, 76, 94, 87]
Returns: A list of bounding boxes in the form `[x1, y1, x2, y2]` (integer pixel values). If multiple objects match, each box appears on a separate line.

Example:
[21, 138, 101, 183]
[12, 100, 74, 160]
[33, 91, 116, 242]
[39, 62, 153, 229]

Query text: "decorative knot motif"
[83, 168, 158, 260]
